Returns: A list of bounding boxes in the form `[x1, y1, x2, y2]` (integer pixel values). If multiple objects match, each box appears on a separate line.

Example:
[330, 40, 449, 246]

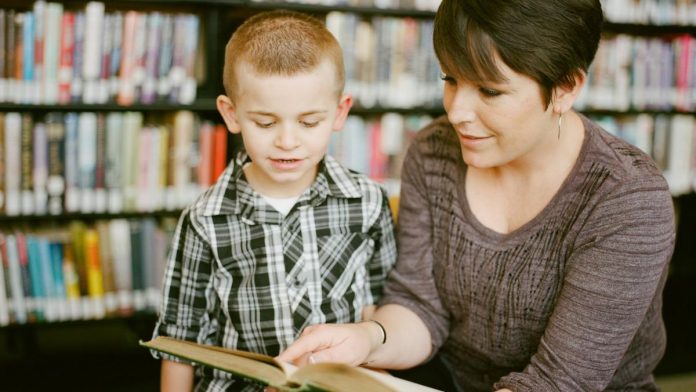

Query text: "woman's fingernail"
[309, 355, 316, 364]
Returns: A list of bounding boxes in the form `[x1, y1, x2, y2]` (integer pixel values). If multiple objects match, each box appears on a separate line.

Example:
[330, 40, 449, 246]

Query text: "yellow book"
[84, 229, 103, 297]
[141, 336, 441, 392]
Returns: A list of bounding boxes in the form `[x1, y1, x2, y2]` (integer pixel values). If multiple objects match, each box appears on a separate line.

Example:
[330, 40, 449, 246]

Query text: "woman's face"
[441, 58, 558, 169]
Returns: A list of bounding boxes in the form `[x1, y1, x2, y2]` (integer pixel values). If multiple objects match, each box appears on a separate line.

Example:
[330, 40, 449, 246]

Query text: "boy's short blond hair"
[222, 10, 345, 100]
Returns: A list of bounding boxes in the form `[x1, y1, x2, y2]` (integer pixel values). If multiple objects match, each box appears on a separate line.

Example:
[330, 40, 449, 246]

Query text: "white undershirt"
[261, 194, 299, 216]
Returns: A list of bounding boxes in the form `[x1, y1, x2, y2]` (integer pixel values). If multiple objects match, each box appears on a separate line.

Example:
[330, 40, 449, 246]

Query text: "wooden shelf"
[0, 210, 182, 223]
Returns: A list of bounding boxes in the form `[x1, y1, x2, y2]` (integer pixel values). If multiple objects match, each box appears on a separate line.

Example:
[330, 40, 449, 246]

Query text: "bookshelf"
[0, 0, 694, 389]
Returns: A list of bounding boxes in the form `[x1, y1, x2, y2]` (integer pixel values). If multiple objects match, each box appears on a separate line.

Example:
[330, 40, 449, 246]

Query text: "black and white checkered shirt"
[153, 153, 397, 391]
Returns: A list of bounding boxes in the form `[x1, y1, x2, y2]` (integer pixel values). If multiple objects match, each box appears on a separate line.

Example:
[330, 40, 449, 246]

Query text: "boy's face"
[217, 60, 352, 198]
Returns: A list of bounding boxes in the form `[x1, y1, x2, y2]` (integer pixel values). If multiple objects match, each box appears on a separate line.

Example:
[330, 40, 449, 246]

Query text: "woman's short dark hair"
[433, 0, 603, 107]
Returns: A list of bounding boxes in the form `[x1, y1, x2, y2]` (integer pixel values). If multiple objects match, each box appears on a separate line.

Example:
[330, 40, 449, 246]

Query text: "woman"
[278, 0, 676, 391]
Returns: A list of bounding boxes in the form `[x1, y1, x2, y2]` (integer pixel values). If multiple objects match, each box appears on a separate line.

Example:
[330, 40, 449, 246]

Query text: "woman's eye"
[439, 73, 456, 85]
[479, 87, 502, 97]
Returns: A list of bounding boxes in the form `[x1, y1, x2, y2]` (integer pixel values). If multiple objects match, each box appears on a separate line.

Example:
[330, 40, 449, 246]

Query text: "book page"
[288, 362, 442, 392]
[140, 337, 288, 387]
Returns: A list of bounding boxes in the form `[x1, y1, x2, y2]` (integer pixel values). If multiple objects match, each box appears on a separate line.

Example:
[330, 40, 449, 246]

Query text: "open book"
[141, 336, 442, 392]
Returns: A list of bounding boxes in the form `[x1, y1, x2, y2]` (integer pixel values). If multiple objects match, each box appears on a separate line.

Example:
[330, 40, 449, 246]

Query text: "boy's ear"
[331, 94, 353, 131]
[552, 71, 586, 114]
[216, 94, 242, 134]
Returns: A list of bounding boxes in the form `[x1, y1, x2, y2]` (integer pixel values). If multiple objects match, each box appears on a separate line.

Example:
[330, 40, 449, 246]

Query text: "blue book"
[25, 235, 45, 321]
[22, 12, 34, 104]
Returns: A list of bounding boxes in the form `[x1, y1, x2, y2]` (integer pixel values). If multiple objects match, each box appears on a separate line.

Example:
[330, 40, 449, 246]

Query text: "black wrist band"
[369, 319, 387, 345]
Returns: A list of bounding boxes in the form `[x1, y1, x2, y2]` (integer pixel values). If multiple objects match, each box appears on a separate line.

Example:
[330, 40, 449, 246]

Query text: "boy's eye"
[479, 87, 502, 97]
[300, 120, 319, 128]
[255, 121, 275, 128]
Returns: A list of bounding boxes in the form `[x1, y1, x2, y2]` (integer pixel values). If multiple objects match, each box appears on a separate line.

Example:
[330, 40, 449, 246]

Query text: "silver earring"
[557, 113, 563, 140]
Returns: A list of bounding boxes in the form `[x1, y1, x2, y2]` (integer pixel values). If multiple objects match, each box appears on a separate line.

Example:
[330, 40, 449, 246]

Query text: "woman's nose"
[445, 86, 477, 126]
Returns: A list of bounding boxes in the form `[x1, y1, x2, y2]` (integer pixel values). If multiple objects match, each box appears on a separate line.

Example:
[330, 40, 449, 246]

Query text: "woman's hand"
[276, 322, 381, 367]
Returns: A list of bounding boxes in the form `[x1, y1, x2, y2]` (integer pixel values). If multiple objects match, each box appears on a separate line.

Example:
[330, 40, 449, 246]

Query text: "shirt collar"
[198, 152, 363, 218]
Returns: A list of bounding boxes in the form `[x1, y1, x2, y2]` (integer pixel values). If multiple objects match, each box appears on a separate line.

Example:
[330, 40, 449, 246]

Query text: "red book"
[211, 124, 228, 183]
[197, 122, 214, 188]
[58, 12, 74, 104]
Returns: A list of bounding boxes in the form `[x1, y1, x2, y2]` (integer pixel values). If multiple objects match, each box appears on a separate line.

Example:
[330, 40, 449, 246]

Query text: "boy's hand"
[276, 322, 377, 367]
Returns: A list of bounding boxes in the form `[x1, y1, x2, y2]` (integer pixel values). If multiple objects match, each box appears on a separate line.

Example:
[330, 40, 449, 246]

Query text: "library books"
[0, 217, 176, 325]
[574, 33, 696, 112]
[1, 110, 226, 217]
[142, 336, 442, 392]
[602, 0, 696, 25]
[325, 12, 442, 109]
[0, 1, 201, 105]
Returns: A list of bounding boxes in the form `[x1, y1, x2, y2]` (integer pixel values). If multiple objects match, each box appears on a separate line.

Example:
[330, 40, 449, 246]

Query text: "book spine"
[20, 113, 34, 215]
[13, 12, 24, 104]
[141, 12, 162, 104]
[32, 1, 45, 104]
[157, 14, 174, 100]
[38, 237, 57, 321]
[4, 112, 21, 215]
[25, 235, 44, 321]
[129, 220, 146, 311]
[94, 113, 107, 212]
[117, 11, 137, 106]
[0, 234, 10, 326]
[212, 124, 228, 182]
[58, 11, 75, 104]
[97, 13, 112, 104]
[63, 112, 80, 212]
[61, 239, 82, 320]
[4, 234, 27, 324]
[77, 112, 97, 213]
[197, 122, 214, 188]
[177, 14, 199, 104]
[70, 12, 84, 102]
[109, 12, 123, 101]
[82, 1, 104, 104]
[32, 121, 48, 215]
[0, 113, 4, 212]
[22, 11, 35, 104]
[48, 241, 68, 321]
[5, 10, 16, 104]
[84, 228, 105, 319]
[109, 219, 133, 315]
[43, 2, 62, 104]
[95, 221, 117, 315]
[46, 112, 66, 215]
[105, 112, 124, 213]
[0, 10, 6, 103]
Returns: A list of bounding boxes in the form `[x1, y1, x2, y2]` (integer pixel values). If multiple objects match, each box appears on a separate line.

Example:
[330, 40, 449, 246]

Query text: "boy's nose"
[274, 126, 300, 150]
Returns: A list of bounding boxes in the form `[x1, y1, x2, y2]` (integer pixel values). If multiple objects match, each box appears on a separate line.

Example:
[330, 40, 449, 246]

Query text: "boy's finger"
[276, 333, 324, 363]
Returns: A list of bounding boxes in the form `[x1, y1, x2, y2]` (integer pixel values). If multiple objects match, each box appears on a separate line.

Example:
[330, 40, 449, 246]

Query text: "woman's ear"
[552, 71, 587, 114]
[216, 95, 242, 134]
[332, 94, 354, 131]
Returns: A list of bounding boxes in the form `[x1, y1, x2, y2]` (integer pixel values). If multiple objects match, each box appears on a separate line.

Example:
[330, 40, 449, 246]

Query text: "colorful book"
[84, 228, 105, 318]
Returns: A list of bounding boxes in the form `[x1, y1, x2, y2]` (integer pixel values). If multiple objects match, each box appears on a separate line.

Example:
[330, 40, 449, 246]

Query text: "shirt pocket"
[315, 232, 374, 300]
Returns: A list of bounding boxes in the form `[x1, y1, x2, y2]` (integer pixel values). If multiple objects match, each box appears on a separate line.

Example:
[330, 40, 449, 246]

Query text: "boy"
[152, 10, 397, 391]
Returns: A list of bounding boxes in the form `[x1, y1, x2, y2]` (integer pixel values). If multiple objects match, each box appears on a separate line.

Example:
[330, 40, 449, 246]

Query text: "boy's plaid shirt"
[153, 153, 397, 391]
